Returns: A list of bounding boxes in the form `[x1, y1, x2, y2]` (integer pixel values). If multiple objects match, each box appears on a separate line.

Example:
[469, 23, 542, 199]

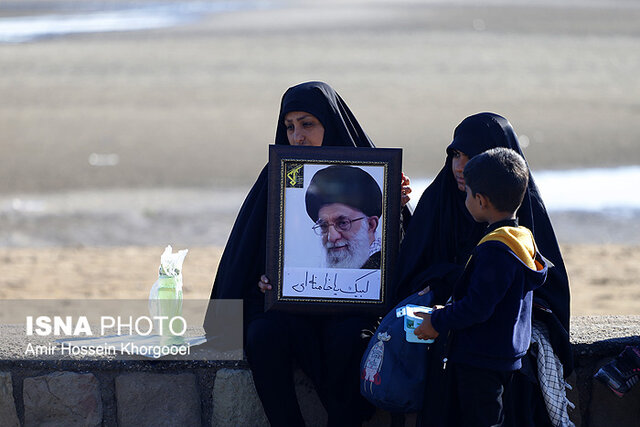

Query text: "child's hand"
[414, 312, 439, 340]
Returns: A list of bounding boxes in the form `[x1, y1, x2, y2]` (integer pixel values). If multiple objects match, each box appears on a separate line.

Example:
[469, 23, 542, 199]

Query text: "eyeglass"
[312, 216, 365, 236]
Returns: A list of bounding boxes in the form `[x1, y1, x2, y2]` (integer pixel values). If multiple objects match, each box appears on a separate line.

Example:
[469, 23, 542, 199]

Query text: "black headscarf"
[274, 81, 374, 148]
[206, 82, 375, 326]
[394, 112, 572, 370]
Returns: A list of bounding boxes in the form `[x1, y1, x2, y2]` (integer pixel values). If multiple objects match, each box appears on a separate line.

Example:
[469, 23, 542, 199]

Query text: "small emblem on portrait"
[285, 163, 304, 188]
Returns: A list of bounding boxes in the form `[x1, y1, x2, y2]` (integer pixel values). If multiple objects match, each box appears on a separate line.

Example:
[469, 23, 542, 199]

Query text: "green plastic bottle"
[149, 246, 188, 347]
[156, 273, 185, 346]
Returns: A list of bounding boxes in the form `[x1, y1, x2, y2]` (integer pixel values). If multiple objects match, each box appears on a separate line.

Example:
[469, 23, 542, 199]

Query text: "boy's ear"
[476, 193, 491, 209]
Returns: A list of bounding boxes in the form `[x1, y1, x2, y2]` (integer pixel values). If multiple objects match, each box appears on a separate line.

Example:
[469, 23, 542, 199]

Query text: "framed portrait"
[265, 145, 402, 315]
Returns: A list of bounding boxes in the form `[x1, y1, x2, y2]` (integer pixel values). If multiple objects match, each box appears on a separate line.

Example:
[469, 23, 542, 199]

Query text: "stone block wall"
[0, 372, 20, 427]
[0, 316, 638, 426]
[23, 372, 102, 427]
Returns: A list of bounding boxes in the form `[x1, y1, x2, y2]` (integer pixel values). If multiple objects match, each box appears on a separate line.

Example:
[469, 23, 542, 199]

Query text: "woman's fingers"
[401, 173, 412, 206]
[258, 274, 272, 293]
[401, 172, 411, 185]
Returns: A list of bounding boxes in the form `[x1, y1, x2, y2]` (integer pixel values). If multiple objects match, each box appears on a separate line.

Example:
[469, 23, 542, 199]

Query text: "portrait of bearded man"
[305, 165, 382, 269]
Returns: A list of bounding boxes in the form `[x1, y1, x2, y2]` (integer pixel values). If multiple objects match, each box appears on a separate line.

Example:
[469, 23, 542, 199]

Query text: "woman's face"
[451, 149, 470, 191]
[284, 111, 324, 146]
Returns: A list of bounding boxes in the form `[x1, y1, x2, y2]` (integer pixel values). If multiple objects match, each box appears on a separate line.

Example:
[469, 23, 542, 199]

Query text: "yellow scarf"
[477, 226, 544, 271]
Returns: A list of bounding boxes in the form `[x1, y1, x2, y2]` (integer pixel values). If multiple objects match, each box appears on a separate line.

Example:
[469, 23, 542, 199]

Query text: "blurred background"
[0, 0, 638, 313]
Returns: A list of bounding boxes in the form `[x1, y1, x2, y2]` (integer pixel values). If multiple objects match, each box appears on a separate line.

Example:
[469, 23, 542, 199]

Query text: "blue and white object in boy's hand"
[396, 304, 434, 344]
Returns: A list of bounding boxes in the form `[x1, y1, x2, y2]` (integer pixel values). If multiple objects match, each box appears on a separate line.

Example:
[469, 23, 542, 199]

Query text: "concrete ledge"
[569, 316, 640, 427]
[0, 316, 637, 427]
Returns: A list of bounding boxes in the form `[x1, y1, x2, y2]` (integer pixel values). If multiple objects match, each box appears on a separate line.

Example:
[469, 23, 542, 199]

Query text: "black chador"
[393, 113, 572, 427]
[204, 82, 392, 427]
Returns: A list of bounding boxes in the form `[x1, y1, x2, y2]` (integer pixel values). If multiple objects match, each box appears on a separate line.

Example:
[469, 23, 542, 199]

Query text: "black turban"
[305, 165, 382, 222]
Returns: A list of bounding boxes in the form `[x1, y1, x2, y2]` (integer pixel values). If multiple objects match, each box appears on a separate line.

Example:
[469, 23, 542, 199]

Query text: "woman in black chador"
[205, 81, 411, 427]
[394, 112, 572, 427]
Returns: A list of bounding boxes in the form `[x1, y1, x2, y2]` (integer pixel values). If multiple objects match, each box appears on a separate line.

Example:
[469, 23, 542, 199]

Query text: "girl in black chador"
[394, 112, 572, 427]
[205, 81, 411, 427]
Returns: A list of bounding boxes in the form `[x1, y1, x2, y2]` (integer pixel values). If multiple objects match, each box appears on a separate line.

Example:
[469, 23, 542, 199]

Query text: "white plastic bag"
[149, 245, 188, 301]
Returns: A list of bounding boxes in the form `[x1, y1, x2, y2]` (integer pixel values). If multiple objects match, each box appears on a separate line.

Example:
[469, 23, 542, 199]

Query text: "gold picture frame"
[265, 145, 402, 315]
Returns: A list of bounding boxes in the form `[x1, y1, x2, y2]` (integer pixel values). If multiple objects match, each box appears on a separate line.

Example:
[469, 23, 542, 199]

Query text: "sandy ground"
[1, 0, 639, 193]
[0, 244, 638, 316]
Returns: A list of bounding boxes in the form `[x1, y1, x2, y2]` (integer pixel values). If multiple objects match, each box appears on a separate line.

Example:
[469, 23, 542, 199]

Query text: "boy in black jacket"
[414, 147, 548, 427]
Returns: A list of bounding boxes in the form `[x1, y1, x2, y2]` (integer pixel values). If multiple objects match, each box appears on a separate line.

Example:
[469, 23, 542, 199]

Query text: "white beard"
[324, 222, 372, 269]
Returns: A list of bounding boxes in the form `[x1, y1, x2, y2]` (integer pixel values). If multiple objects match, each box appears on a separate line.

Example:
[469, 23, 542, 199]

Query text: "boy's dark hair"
[463, 147, 529, 213]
